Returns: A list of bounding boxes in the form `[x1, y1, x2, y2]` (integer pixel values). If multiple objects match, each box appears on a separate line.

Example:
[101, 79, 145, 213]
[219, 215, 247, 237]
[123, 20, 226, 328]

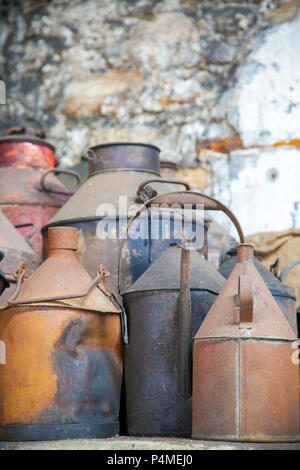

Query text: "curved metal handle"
[138, 191, 244, 243]
[137, 178, 191, 195]
[119, 190, 244, 294]
[40, 168, 81, 196]
[238, 274, 254, 329]
[14, 223, 37, 242]
[279, 259, 300, 282]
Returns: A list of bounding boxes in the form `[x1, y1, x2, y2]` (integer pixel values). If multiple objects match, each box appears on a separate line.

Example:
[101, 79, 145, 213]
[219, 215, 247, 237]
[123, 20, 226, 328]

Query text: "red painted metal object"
[0, 128, 81, 256]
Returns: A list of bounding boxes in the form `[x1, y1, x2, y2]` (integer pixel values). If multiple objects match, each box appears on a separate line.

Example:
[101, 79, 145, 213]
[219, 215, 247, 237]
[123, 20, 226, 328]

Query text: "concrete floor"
[1, 437, 300, 450]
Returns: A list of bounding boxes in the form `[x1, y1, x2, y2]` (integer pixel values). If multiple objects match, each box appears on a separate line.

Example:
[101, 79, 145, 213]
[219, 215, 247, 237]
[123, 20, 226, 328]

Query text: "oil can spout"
[48, 226, 78, 252]
[237, 243, 254, 262]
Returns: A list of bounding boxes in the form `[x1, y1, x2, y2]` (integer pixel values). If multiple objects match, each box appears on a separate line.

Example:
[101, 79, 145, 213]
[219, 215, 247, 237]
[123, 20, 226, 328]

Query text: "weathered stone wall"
[0, 0, 300, 235]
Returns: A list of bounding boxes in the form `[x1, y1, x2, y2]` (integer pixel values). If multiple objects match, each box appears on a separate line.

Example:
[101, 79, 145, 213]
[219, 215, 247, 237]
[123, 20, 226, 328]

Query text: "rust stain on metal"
[193, 243, 300, 442]
[192, 340, 238, 438]
[0, 310, 59, 424]
[0, 227, 123, 441]
[240, 340, 299, 439]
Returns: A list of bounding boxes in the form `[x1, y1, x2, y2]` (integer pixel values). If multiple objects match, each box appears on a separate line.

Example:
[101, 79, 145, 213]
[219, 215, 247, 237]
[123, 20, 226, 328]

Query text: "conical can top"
[123, 244, 225, 294]
[5, 226, 120, 314]
[195, 244, 297, 341]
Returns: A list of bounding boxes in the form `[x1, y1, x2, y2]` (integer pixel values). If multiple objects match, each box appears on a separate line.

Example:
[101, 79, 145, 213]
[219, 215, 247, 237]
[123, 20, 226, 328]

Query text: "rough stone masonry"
[0, 0, 300, 235]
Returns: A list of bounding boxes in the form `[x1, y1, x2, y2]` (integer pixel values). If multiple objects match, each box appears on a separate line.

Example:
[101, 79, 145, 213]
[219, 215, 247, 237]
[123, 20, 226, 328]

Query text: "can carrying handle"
[40, 168, 81, 196]
[132, 191, 244, 243]
[119, 190, 244, 294]
[238, 274, 254, 328]
[136, 178, 191, 202]
[14, 223, 37, 243]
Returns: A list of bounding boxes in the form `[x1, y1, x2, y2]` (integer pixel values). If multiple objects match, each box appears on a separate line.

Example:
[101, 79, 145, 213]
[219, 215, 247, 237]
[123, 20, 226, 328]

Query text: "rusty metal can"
[193, 244, 300, 442]
[42, 143, 196, 301]
[121, 192, 243, 437]
[0, 226, 124, 441]
[123, 245, 225, 436]
[0, 128, 81, 256]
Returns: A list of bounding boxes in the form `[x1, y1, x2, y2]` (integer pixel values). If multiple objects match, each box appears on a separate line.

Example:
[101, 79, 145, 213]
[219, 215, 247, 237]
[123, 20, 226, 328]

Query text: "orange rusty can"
[192, 244, 300, 442]
[0, 226, 124, 441]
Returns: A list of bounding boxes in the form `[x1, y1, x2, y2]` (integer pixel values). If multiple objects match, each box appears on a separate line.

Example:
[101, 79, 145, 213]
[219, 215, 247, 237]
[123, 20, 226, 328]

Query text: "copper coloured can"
[193, 244, 300, 442]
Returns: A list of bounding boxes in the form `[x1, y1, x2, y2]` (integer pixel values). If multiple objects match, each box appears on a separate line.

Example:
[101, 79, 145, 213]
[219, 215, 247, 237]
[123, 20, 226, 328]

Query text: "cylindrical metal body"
[123, 245, 225, 437]
[0, 227, 123, 441]
[219, 248, 298, 334]
[193, 244, 300, 442]
[42, 143, 205, 299]
[0, 132, 77, 256]
[0, 305, 122, 441]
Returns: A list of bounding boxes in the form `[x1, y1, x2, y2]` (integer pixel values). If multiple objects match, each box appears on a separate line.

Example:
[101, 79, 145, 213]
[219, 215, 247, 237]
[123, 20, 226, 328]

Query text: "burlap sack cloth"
[246, 229, 300, 306]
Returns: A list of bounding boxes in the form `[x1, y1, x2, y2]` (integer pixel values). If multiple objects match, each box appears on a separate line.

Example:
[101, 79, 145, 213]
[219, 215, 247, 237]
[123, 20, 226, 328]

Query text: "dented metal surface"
[0, 129, 80, 256]
[193, 244, 300, 442]
[0, 227, 123, 441]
